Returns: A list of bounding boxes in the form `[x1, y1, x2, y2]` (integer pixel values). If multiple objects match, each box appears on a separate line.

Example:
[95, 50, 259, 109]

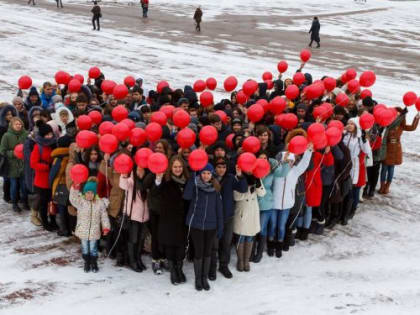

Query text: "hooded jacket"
[52, 106, 74, 136]
[0, 105, 18, 140]
[0, 121, 28, 178]
[25, 87, 41, 110]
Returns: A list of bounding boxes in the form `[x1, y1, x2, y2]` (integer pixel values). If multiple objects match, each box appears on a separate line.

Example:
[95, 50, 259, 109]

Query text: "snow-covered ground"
[1, 0, 420, 314]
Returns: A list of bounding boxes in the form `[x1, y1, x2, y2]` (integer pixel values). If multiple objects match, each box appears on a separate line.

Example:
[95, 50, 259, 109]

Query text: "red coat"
[305, 151, 334, 207]
[30, 144, 53, 189]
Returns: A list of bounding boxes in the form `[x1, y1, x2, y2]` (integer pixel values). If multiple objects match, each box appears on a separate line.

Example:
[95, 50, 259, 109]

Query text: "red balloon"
[288, 136, 308, 155]
[277, 61, 288, 73]
[243, 80, 258, 96]
[224, 76, 238, 92]
[265, 80, 274, 90]
[416, 98, 420, 111]
[73, 74, 84, 84]
[193, 80, 207, 93]
[99, 134, 119, 154]
[99, 121, 114, 136]
[335, 93, 349, 107]
[77, 115, 93, 130]
[55, 71, 71, 85]
[173, 109, 190, 128]
[199, 125, 218, 146]
[345, 68, 357, 80]
[151, 111, 168, 126]
[130, 128, 147, 147]
[135, 148, 153, 168]
[215, 110, 228, 124]
[112, 123, 130, 141]
[313, 133, 328, 150]
[326, 127, 342, 146]
[328, 120, 344, 133]
[236, 90, 247, 105]
[121, 118, 135, 130]
[359, 113, 375, 130]
[247, 104, 265, 123]
[70, 164, 89, 184]
[13, 144, 24, 159]
[305, 83, 325, 100]
[114, 154, 133, 175]
[403, 91, 417, 106]
[359, 71, 376, 87]
[101, 80, 117, 94]
[206, 77, 217, 90]
[341, 72, 349, 84]
[321, 103, 334, 119]
[160, 105, 175, 119]
[88, 111, 102, 125]
[323, 77, 336, 92]
[88, 67, 101, 79]
[347, 79, 360, 94]
[360, 89, 372, 100]
[18, 76, 32, 90]
[308, 123, 325, 141]
[262, 71, 273, 81]
[257, 99, 271, 113]
[112, 105, 129, 122]
[253, 158, 270, 178]
[200, 91, 214, 107]
[242, 136, 261, 153]
[375, 107, 396, 127]
[189, 149, 208, 171]
[68, 79, 82, 93]
[157, 81, 170, 94]
[237, 152, 257, 173]
[177, 128, 196, 149]
[285, 84, 299, 100]
[300, 49, 312, 63]
[293, 72, 305, 86]
[124, 76, 136, 87]
[145, 122, 162, 142]
[113, 84, 129, 100]
[76, 130, 97, 149]
[275, 113, 298, 130]
[225, 133, 234, 149]
[313, 106, 328, 121]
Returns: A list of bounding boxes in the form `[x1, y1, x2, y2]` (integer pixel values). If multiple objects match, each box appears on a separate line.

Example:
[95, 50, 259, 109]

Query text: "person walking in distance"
[28, 0, 35, 5]
[194, 6, 203, 32]
[141, 0, 149, 18]
[56, 0, 63, 8]
[91, 1, 102, 31]
[308, 16, 321, 48]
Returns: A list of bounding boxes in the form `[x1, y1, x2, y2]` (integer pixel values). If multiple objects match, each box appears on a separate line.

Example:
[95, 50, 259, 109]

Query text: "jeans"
[260, 210, 276, 239]
[380, 164, 395, 183]
[10, 176, 27, 204]
[81, 239, 99, 257]
[351, 186, 361, 211]
[275, 209, 290, 242]
[142, 6, 148, 17]
[92, 16, 100, 30]
[297, 206, 312, 229]
[238, 235, 254, 243]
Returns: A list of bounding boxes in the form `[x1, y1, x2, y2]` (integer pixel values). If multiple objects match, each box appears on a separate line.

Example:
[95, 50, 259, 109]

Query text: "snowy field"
[1, 0, 420, 314]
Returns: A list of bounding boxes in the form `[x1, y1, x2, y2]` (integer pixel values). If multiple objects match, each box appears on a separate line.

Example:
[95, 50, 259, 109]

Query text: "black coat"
[309, 20, 320, 41]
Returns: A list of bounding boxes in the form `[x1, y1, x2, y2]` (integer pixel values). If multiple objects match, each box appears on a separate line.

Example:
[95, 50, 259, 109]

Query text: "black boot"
[13, 203, 22, 213]
[208, 258, 217, 281]
[127, 243, 142, 272]
[266, 239, 274, 257]
[202, 257, 211, 291]
[116, 252, 125, 267]
[91, 256, 99, 273]
[218, 265, 233, 279]
[193, 259, 203, 291]
[314, 221, 325, 235]
[309, 220, 318, 234]
[168, 260, 180, 285]
[176, 260, 186, 283]
[49, 216, 58, 231]
[295, 228, 303, 240]
[253, 235, 266, 263]
[275, 242, 282, 258]
[299, 229, 309, 241]
[137, 256, 147, 271]
[289, 230, 296, 247]
[82, 254, 90, 273]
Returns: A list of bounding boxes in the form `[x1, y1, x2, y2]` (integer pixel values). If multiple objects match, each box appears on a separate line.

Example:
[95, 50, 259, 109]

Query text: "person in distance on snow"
[56, 0, 63, 8]
[141, 0, 149, 18]
[91, 1, 102, 31]
[194, 6, 203, 32]
[308, 16, 321, 48]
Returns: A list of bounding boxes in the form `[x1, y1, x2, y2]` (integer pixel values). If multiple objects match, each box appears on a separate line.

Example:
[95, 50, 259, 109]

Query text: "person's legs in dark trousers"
[191, 228, 204, 290]
[341, 192, 352, 225]
[148, 213, 163, 274]
[18, 176, 28, 209]
[92, 17, 99, 30]
[366, 163, 380, 197]
[127, 220, 144, 272]
[10, 178, 22, 212]
[309, 39, 313, 47]
[196, 21, 201, 32]
[57, 204, 70, 236]
[36, 187, 52, 231]
[350, 186, 361, 218]
[3, 177, 10, 203]
[217, 217, 234, 278]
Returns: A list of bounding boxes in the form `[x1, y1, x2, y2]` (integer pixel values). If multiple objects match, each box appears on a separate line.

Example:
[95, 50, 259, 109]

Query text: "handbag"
[53, 184, 69, 206]
[48, 201, 58, 216]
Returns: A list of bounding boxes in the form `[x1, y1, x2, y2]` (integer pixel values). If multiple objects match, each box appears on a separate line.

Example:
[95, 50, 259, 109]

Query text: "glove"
[361, 130, 367, 143]
[103, 228, 110, 236]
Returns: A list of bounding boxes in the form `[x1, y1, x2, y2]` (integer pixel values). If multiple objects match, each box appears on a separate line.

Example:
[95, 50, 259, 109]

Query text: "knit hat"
[29, 87, 39, 97]
[52, 95, 63, 104]
[37, 121, 53, 137]
[83, 181, 97, 195]
[177, 97, 189, 106]
[200, 163, 214, 174]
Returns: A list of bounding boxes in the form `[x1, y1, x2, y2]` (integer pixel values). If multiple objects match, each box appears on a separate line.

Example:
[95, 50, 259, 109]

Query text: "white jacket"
[273, 149, 312, 210]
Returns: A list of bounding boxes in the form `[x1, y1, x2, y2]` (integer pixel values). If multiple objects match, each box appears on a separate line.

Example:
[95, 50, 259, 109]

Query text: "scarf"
[196, 176, 215, 193]
[171, 174, 187, 185]
[35, 134, 57, 148]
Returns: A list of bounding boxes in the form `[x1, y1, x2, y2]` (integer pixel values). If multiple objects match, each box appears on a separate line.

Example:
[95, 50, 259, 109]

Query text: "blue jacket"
[184, 177, 224, 235]
[218, 173, 247, 221]
[40, 91, 56, 109]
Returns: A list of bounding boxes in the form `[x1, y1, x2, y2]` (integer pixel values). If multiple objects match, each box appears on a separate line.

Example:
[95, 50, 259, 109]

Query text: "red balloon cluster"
[247, 104, 265, 123]
[225, 133, 234, 149]
[112, 105, 128, 122]
[135, 148, 153, 168]
[253, 158, 270, 178]
[200, 91, 214, 107]
[300, 49, 312, 63]
[146, 122, 162, 142]
[99, 121, 114, 136]
[360, 89, 372, 100]
[77, 115, 93, 130]
[130, 128, 147, 147]
[215, 110, 228, 124]
[206, 77, 217, 90]
[403, 91, 417, 106]
[112, 123, 130, 141]
[328, 120, 344, 133]
[243, 80, 258, 96]
[157, 81, 169, 93]
[101, 80, 117, 94]
[148, 153, 169, 174]
[236, 90, 247, 105]
[359, 71, 376, 87]
[74, 74, 84, 84]
[308, 123, 327, 150]
[55, 71, 71, 85]
[325, 127, 342, 146]
[177, 128, 196, 149]
[293, 72, 305, 86]
[262, 72, 273, 81]
[160, 105, 175, 119]
[323, 77, 336, 92]
[416, 98, 420, 111]
[173, 109, 190, 128]
[285, 85, 299, 100]
[194, 80, 206, 92]
[88, 111, 102, 125]
[124, 76, 136, 87]
[359, 113, 375, 130]
[68, 79, 82, 93]
[270, 96, 286, 115]
[335, 93, 349, 107]
[237, 152, 257, 173]
[14, 144, 24, 159]
[151, 111, 167, 126]
[113, 84, 129, 100]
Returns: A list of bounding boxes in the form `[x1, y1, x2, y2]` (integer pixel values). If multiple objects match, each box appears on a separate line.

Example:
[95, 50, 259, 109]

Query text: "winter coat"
[69, 187, 110, 241]
[0, 105, 18, 140]
[23, 133, 36, 192]
[233, 182, 266, 236]
[309, 19, 321, 41]
[91, 5, 101, 18]
[218, 173, 247, 221]
[152, 177, 188, 247]
[30, 143, 53, 189]
[305, 151, 334, 207]
[99, 159, 124, 218]
[184, 177, 224, 234]
[194, 8, 203, 22]
[40, 91, 56, 109]
[356, 152, 367, 188]
[119, 174, 149, 223]
[49, 147, 69, 197]
[51, 106, 74, 136]
[25, 87, 41, 110]
[383, 114, 419, 166]
[273, 149, 312, 210]
[258, 159, 290, 211]
[342, 134, 372, 185]
[330, 141, 352, 203]
[0, 125, 28, 178]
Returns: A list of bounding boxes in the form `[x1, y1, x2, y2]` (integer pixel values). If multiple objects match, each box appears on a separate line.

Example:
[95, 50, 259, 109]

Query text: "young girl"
[183, 164, 223, 291]
[70, 177, 110, 273]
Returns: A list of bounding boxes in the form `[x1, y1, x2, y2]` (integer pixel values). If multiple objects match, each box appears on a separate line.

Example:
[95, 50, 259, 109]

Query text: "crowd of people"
[1, 63, 418, 292]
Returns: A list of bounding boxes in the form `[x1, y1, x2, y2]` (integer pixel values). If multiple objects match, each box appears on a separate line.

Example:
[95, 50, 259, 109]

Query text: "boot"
[309, 220, 318, 234]
[202, 257, 211, 291]
[160, 259, 170, 271]
[49, 216, 58, 231]
[218, 265, 233, 279]
[283, 231, 290, 252]
[168, 260, 180, 285]
[152, 260, 163, 275]
[176, 260, 186, 283]
[56, 212, 70, 237]
[193, 258, 203, 291]
[116, 252, 125, 267]
[266, 239, 275, 257]
[208, 258, 217, 281]
[236, 243, 245, 272]
[275, 242, 282, 258]
[295, 228, 303, 240]
[91, 256, 99, 273]
[243, 242, 253, 272]
[384, 182, 391, 194]
[127, 243, 142, 272]
[378, 182, 386, 194]
[289, 230, 296, 247]
[249, 239, 257, 263]
[137, 255, 147, 271]
[82, 254, 90, 273]
[299, 229, 309, 241]
[13, 203, 22, 213]
[253, 236, 266, 263]
[30, 209, 42, 226]
[314, 221, 325, 235]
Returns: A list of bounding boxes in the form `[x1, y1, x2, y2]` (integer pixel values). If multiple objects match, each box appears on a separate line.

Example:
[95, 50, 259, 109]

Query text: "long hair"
[156, 139, 173, 158]
[164, 154, 190, 182]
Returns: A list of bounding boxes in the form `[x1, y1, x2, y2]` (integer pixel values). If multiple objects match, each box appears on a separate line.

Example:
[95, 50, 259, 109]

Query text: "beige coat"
[233, 184, 266, 237]
[70, 187, 110, 241]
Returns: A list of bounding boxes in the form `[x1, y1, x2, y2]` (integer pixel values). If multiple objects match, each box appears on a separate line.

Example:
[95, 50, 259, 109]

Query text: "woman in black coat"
[308, 16, 321, 48]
